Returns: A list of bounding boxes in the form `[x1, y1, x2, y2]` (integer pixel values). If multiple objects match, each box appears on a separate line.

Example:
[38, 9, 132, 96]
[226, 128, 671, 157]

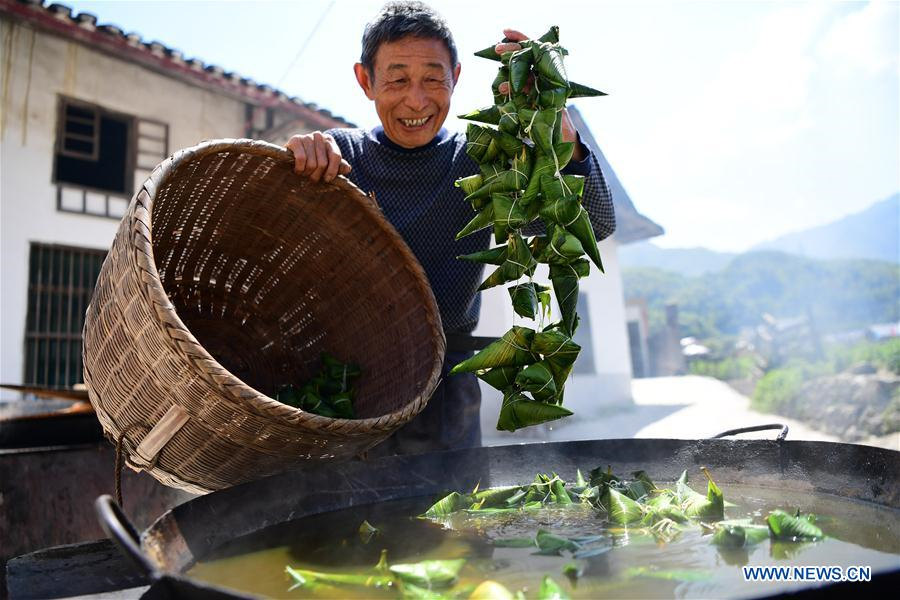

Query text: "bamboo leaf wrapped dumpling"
[567, 80, 607, 98]
[457, 244, 508, 265]
[491, 193, 528, 243]
[508, 281, 550, 319]
[565, 208, 605, 272]
[509, 47, 533, 93]
[521, 142, 575, 205]
[450, 326, 540, 374]
[532, 41, 568, 88]
[477, 365, 521, 391]
[498, 101, 520, 136]
[533, 325, 582, 390]
[464, 123, 495, 163]
[455, 204, 495, 240]
[515, 361, 558, 402]
[479, 231, 535, 289]
[548, 259, 590, 336]
[497, 390, 573, 432]
[458, 105, 501, 125]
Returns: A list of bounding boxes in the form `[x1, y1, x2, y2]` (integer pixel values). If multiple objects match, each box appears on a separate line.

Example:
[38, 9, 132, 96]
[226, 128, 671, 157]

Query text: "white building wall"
[0, 21, 247, 392]
[475, 237, 634, 443]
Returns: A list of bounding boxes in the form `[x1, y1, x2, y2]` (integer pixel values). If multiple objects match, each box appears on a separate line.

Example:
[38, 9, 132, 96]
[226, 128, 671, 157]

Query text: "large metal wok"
[95, 427, 900, 599]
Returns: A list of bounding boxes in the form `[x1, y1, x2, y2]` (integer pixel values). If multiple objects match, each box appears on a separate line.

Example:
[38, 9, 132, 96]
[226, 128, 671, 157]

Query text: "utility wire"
[274, 0, 336, 89]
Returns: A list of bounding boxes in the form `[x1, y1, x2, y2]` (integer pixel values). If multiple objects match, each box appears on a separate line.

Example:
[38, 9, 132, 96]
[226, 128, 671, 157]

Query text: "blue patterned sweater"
[327, 126, 616, 334]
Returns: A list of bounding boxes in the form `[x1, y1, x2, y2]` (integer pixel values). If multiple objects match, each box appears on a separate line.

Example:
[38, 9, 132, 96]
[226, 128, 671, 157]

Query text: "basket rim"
[130, 137, 446, 430]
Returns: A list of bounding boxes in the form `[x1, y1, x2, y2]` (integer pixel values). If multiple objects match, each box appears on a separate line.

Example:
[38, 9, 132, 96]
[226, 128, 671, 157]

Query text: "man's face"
[354, 36, 460, 149]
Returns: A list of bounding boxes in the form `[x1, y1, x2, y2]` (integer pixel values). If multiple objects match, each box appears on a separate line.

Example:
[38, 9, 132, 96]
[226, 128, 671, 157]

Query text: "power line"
[275, 0, 336, 89]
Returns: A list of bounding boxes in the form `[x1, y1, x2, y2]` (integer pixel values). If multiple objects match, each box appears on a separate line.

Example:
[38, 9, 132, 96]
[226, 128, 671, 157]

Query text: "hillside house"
[0, 0, 352, 396]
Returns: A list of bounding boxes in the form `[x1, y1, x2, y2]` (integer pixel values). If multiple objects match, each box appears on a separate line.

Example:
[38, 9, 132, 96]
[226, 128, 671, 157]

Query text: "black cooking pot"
[95, 426, 900, 599]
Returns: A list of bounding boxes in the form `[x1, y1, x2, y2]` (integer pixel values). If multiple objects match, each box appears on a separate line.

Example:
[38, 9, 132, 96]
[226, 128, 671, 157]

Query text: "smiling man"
[286, 1, 615, 456]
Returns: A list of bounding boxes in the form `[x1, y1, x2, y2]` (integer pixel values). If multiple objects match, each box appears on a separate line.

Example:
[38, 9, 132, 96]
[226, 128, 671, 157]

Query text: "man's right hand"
[285, 132, 352, 183]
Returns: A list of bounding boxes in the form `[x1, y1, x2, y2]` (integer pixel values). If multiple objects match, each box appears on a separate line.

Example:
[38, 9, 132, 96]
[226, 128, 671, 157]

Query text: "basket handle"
[95, 494, 158, 577]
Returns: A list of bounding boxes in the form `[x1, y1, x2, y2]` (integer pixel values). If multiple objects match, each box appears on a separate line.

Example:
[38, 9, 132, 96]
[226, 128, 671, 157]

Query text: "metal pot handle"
[95, 494, 158, 577]
[711, 423, 789, 441]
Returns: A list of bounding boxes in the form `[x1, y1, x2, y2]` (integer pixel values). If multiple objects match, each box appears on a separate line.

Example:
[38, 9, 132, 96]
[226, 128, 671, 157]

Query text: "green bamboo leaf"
[551, 478, 572, 505]
[540, 228, 584, 265]
[515, 360, 558, 402]
[565, 208, 604, 272]
[678, 468, 724, 520]
[498, 101, 520, 136]
[535, 529, 580, 555]
[495, 130, 525, 158]
[605, 488, 643, 524]
[455, 204, 494, 240]
[284, 565, 393, 589]
[492, 536, 537, 548]
[475, 44, 503, 61]
[567, 80, 607, 98]
[508, 282, 548, 319]
[458, 105, 501, 125]
[538, 575, 571, 600]
[712, 523, 771, 548]
[510, 47, 533, 93]
[454, 173, 484, 197]
[575, 469, 587, 488]
[390, 559, 466, 588]
[423, 491, 469, 517]
[766, 509, 824, 541]
[497, 390, 573, 431]
[538, 86, 569, 110]
[464, 123, 496, 163]
[624, 567, 713, 582]
[473, 485, 523, 508]
[458, 245, 507, 265]
[491, 194, 528, 243]
[532, 42, 568, 88]
[451, 326, 538, 374]
[358, 520, 379, 544]
[540, 194, 582, 228]
[476, 365, 520, 391]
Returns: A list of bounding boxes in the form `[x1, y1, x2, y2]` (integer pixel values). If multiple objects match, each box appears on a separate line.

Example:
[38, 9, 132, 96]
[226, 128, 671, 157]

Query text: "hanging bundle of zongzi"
[453, 27, 607, 432]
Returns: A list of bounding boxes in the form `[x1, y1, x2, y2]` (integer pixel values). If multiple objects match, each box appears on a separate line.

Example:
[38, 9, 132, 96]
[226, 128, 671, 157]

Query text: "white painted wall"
[474, 237, 634, 444]
[0, 20, 247, 395]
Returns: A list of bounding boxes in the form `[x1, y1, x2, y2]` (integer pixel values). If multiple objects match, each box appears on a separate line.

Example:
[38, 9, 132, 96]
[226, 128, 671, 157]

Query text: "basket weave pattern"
[83, 139, 445, 493]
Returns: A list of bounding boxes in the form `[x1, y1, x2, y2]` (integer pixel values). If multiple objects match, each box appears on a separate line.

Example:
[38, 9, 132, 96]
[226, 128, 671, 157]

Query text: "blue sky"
[62, 0, 899, 252]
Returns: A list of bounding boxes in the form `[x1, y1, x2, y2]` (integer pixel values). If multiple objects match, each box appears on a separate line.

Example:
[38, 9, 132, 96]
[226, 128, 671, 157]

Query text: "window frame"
[52, 95, 137, 199]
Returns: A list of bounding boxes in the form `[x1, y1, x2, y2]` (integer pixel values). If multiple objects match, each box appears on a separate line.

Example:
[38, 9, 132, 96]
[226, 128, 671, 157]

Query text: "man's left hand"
[494, 29, 585, 161]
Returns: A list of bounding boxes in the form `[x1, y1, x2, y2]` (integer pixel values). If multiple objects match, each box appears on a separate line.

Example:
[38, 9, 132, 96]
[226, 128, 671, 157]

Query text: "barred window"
[23, 243, 106, 388]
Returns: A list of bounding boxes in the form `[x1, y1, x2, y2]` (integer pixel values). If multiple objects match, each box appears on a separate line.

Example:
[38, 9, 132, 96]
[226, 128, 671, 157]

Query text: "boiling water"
[187, 485, 900, 598]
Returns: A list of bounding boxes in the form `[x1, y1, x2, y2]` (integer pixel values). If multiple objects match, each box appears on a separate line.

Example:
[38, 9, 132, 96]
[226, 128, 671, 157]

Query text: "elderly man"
[287, 1, 615, 456]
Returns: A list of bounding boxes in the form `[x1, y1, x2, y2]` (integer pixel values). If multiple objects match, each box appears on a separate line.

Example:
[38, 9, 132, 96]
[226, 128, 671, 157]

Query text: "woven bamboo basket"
[83, 139, 445, 494]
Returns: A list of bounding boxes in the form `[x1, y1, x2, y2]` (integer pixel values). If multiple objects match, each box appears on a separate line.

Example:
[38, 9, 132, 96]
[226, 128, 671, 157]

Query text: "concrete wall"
[474, 238, 634, 443]
[0, 20, 248, 394]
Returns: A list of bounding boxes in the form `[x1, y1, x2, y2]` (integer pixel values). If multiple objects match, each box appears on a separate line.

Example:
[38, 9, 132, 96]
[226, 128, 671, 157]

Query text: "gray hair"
[360, 1, 458, 74]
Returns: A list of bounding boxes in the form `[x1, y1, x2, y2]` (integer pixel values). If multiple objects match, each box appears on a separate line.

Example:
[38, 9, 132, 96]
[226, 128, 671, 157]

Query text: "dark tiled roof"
[568, 105, 664, 245]
[0, 0, 355, 129]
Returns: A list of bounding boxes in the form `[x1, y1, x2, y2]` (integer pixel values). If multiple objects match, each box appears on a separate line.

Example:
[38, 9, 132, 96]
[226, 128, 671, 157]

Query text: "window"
[53, 97, 169, 219]
[23, 243, 107, 388]
[54, 97, 133, 196]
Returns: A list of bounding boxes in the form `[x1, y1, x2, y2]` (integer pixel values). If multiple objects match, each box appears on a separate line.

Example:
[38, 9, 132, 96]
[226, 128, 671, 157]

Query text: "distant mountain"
[618, 242, 736, 276]
[752, 194, 899, 263]
[622, 251, 900, 340]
